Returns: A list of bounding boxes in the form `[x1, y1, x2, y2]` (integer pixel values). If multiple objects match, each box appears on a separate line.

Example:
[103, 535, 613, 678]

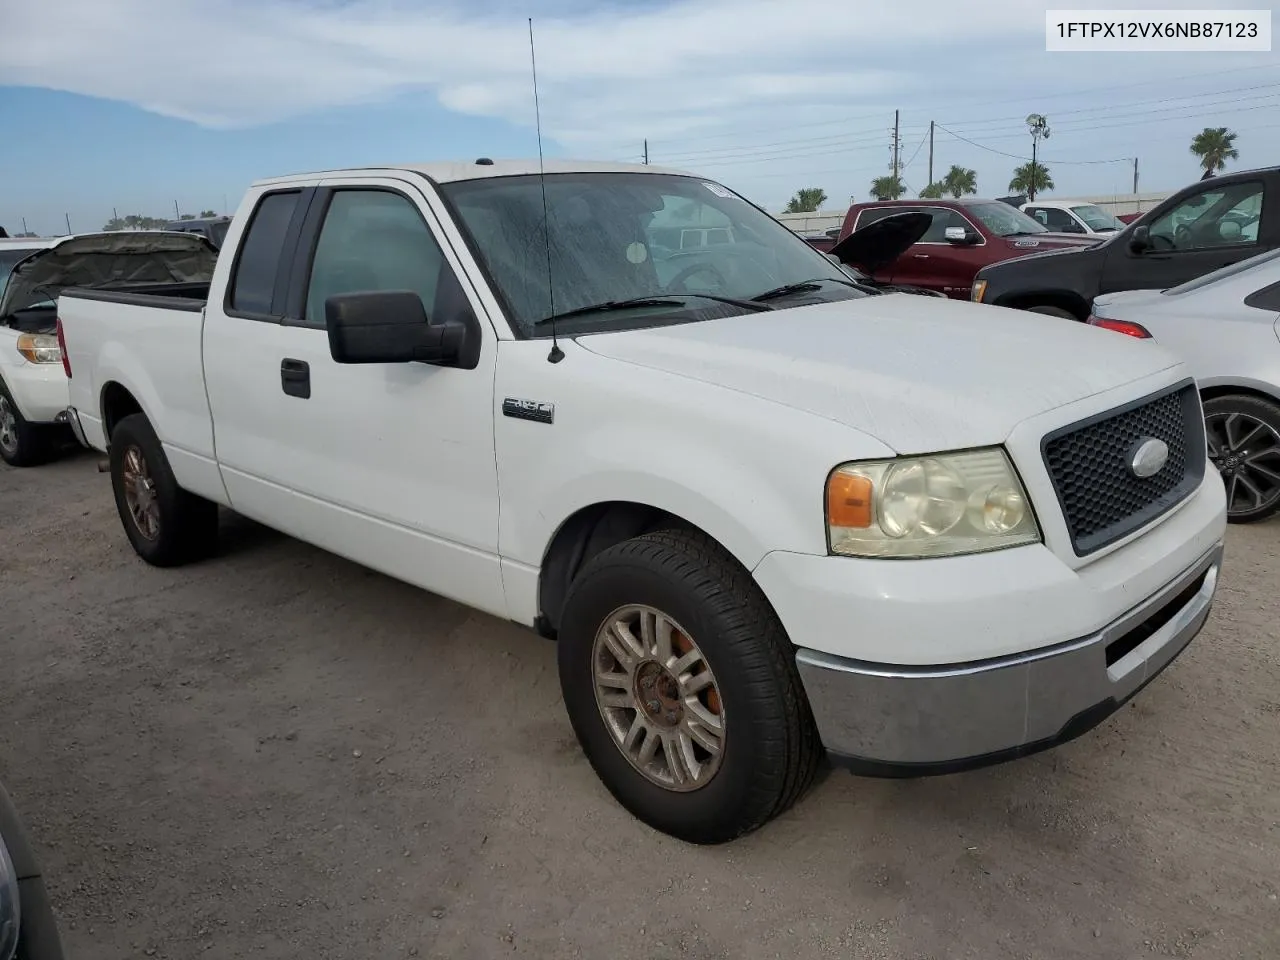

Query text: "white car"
[58, 161, 1226, 843]
[1089, 246, 1280, 523]
[1021, 200, 1127, 236]
[0, 231, 216, 466]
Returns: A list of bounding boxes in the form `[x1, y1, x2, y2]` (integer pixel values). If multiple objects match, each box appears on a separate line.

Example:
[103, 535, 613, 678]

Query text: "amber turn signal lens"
[827, 471, 873, 529]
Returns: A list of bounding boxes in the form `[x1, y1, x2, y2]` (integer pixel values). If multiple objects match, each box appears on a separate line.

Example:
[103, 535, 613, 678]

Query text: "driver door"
[1100, 179, 1267, 295]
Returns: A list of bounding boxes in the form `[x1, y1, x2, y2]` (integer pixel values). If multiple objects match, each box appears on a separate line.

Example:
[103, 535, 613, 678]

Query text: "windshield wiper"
[750, 277, 859, 302]
[532, 293, 771, 328]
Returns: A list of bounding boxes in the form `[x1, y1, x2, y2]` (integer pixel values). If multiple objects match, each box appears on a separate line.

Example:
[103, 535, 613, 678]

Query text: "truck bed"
[59, 284, 221, 503]
[60, 280, 211, 311]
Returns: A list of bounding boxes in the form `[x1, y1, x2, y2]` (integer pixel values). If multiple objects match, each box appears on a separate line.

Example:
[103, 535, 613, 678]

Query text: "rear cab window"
[227, 191, 303, 316]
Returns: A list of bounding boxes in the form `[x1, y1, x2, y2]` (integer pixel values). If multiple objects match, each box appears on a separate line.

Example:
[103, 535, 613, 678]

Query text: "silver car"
[1089, 247, 1280, 523]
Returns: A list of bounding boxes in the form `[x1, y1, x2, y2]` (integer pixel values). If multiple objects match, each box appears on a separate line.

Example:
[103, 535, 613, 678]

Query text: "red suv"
[837, 198, 1099, 298]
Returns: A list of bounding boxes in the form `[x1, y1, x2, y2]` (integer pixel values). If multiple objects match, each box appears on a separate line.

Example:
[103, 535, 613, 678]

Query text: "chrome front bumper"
[795, 542, 1223, 775]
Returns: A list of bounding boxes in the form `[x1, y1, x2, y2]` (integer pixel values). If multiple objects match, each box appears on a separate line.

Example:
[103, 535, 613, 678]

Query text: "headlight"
[0, 832, 18, 960]
[825, 447, 1040, 558]
[16, 333, 61, 364]
[971, 279, 988, 302]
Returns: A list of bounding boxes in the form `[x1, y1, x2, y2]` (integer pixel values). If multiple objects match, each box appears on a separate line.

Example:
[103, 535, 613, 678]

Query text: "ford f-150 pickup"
[56, 161, 1228, 844]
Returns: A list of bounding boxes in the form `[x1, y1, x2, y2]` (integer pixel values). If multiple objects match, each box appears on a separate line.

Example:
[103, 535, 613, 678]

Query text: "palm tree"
[869, 175, 905, 200]
[1008, 163, 1054, 196]
[785, 187, 828, 213]
[941, 166, 978, 198]
[1190, 127, 1239, 178]
[919, 182, 945, 199]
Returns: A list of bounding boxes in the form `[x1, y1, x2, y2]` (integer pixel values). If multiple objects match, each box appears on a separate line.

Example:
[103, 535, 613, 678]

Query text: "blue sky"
[0, 0, 1277, 236]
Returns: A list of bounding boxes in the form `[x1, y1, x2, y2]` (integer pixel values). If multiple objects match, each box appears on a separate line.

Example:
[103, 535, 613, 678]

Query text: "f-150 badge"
[502, 398, 555, 424]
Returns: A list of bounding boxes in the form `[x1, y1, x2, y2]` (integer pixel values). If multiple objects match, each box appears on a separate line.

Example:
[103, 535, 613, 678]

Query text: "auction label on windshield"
[1046, 9, 1270, 50]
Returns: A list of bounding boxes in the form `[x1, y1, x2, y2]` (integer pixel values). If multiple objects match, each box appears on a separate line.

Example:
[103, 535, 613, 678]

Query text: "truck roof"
[251, 159, 694, 188]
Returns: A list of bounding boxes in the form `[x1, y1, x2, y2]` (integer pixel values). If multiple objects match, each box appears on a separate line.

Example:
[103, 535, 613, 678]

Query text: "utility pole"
[643, 139, 649, 165]
[21, 217, 28, 236]
[65, 213, 71, 234]
[174, 199, 180, 219]
[113, 207, 119, 222]
[1025, 114, 1051, 202]
[927, 120, 935, 188]
[1132, 157, 1139, 194]
[891, 110, 900, 181]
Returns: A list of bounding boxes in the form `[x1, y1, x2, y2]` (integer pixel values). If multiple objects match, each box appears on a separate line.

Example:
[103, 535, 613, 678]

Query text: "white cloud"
[1, 0, 1275, 210]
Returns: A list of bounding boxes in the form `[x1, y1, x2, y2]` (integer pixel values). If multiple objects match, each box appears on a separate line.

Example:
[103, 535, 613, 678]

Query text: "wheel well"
[537, 501, 707, 639]
[1199, 383, 1280, 407]
[100, 382, 143, 442]
[997, 291, 1090, 320]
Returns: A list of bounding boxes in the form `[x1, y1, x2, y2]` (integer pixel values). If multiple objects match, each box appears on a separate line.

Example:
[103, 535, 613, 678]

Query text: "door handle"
[280, 358, 311, 399]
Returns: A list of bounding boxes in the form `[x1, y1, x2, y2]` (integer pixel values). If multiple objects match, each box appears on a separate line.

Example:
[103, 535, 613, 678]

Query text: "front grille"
[1042, 380, 1205, 556]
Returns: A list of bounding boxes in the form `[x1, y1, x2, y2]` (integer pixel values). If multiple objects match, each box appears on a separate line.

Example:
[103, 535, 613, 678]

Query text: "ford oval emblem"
[1129, 438, 1169, 478]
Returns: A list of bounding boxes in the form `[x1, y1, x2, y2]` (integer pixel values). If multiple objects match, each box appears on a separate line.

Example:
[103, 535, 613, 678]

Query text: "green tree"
[179, 213, 196, 220]
[919, 181, 945, 199]
[785, 187, 828, 213]
[941, 165, 978, 198]
[199, 209, 217, 218]
[1008, 163, 1054, 196]
[869, 175, 905, 200]
[101, 214, 171, 231]
[1189, 126, 1239, 178]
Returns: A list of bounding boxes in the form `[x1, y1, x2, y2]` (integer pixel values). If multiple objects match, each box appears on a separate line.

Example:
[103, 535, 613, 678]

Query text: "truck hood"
[830, 212, 931, 274]
[575, 295, 1179, 454]
[0, 232, 217, 318]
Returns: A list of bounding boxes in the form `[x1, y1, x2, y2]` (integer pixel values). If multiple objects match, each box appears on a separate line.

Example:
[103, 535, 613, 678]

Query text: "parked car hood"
[576, 295, 1180, 454]
[0, 231, 217, 318]
[830, 212, 931, 274]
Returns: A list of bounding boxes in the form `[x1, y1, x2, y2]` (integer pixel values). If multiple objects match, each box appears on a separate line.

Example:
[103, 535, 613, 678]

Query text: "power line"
[650, 85, 1280, 171]
[599, 62, 1279, 155]
[934, 123, 1132, 165]
[900, 126, 931, 172]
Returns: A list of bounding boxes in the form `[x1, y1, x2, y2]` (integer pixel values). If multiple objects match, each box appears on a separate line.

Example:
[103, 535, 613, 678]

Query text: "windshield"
[0, 247, 44, 304]
[965, 202, 1049, 237]
[440, 172, 865, 336]
[1070, 204, 1123, 231]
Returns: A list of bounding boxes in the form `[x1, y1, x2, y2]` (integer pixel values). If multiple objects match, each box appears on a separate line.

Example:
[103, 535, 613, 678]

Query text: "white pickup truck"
[58, 161, 1227, 844]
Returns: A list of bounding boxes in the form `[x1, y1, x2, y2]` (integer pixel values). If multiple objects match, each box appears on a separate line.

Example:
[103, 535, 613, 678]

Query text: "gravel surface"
[2, 450, 1278, 960]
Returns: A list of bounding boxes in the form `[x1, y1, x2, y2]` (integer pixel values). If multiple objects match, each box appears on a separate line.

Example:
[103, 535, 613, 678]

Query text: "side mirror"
[944, 226, 980, 245]
[325, 290, 464, 365]
[1128, 225, 1151, 253]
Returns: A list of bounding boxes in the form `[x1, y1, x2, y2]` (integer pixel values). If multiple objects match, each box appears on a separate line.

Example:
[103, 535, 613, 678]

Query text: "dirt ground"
[1, 450, 1278, 960]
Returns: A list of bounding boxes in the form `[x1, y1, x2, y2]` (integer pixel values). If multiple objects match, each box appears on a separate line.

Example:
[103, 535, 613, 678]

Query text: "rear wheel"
[1203, 394, 1280, 523]
[557, 529, 822, 844]
[0, 382, 53, 468]
[109, 413, 219, 565]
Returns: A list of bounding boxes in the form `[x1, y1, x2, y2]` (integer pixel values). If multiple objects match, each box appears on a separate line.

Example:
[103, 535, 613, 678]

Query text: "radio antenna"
[529, 18, 563, 364]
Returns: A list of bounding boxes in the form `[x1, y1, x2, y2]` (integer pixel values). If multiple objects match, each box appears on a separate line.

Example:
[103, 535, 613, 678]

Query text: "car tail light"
[1087, 315, 1151, 339]
[55, 317, 71, 377]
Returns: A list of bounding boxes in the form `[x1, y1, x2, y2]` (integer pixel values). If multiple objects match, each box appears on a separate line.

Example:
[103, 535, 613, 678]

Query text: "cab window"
[1147, 181, 1265, 252]
[303, 189, 452, 328]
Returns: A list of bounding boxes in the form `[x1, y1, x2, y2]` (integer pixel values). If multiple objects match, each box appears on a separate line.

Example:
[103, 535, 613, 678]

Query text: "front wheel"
[0, 382, 53, 468]
[1026, 305, 1079, 321]
[557, 529, 822, 844]
[1203, 394, 1280, 523]
[108, 413, 220, 565]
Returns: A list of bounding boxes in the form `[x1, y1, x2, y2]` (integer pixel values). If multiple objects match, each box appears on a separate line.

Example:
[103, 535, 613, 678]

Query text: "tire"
[557, 528, 822, 844]
[108, 413, 219, 566]
[1026, 305, 1078, 320]
[1203, 394, 1280, 524]
[0, 379, 54, 468]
